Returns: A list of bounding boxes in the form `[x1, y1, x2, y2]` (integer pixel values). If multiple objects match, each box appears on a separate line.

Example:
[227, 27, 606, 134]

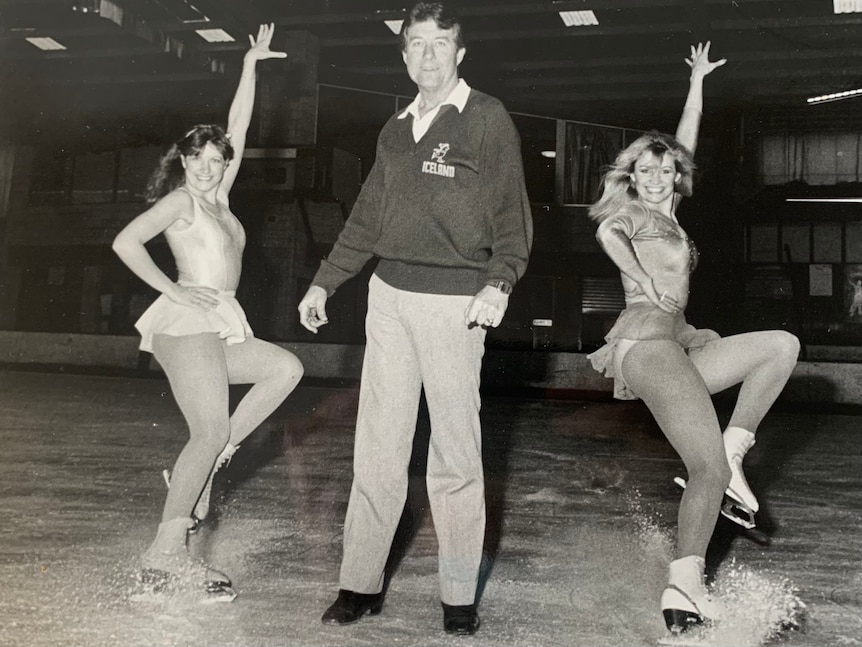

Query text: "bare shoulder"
[158, 187, 195, 229]
[216, 186, 231, 209]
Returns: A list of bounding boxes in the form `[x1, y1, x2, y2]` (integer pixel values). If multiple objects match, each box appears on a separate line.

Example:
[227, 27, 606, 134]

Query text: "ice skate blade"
[203, 580, 237, 603]
[657, 632, 710, 647]
[719, 498, 755, 530]
[662, 607, 704, 633]
[136, 568, 236, 603]
[673, 477, 756, 529]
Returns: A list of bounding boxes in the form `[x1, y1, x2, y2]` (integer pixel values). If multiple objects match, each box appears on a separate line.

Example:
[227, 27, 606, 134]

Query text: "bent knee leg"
[190, 412, 231, 448]
[274, 351, 304, 390]
[687, 457, 732, 498]
[772, 330, 801, 362]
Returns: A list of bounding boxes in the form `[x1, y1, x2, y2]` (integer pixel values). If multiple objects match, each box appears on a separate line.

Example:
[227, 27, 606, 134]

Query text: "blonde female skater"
[588, 43, 799, 634]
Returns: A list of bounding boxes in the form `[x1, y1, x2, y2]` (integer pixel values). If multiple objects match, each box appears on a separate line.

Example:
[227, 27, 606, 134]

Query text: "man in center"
[298, 2, 533, 635]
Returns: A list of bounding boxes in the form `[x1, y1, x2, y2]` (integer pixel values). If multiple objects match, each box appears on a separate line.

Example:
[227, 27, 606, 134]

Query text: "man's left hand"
[465, 285, 510, 328]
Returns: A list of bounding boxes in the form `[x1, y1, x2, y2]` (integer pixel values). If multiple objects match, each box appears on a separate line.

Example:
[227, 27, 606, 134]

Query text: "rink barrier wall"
[0, 331, 860, 406]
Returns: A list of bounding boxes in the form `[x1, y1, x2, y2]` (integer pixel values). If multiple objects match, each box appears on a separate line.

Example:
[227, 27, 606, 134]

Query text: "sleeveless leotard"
[134, 187, 253, 352]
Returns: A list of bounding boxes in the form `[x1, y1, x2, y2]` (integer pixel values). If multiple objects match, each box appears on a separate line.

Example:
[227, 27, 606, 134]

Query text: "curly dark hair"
[144, 124, 235, 203]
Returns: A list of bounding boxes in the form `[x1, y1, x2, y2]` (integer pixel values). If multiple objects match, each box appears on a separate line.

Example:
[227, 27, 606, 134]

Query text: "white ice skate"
[673, 427, 758, 530]
[673, 476, 756, 530]
[660, 556, 722, 636]
[723, 426, 759, 523]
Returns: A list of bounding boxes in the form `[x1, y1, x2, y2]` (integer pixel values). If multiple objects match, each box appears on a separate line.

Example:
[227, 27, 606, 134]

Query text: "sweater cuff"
[311, 261, 349, 297]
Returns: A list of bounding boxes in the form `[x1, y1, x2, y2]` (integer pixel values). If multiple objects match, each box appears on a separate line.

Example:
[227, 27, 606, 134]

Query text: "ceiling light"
[807, 88, 862, 104]
[25, 37, 66, 51]
[786, 198, 862, 203]
[384, 20, 403, 34]
[195, 28, 235, 43]
[559, 10, 599, 27]
[71, 1, 100, 13]
[833, 0, 862, 13]
[541, 151, 556, 158]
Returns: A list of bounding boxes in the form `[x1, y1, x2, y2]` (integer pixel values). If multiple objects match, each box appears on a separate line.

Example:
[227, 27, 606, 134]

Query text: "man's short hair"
[399, 2, 465, 51]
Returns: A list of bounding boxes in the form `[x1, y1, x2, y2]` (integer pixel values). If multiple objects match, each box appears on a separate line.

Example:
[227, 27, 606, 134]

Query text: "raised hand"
[245, 23, 287, 63]
[686, 41, 726, 78]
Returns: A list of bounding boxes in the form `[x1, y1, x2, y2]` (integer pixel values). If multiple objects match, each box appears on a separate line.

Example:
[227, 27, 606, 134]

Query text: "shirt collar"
[398, 78, 471, 120]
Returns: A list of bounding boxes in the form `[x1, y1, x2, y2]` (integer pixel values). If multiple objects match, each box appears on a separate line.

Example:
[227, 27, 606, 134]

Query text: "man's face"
[402, 19, 464, 93]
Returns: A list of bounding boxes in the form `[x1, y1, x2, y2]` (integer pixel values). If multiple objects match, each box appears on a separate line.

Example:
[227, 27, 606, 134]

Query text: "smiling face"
[629, 150, 681, 214]
[402, 18, 464, 96]
[181, 141, 228, 194]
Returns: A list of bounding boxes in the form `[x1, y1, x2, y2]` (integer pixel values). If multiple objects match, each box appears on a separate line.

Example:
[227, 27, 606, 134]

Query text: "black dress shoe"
[442, 603, 480, 635]
[321, 589, 384, 625]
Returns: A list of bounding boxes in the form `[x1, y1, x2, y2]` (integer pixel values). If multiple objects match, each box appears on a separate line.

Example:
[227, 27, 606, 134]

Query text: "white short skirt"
[134, 290, 253, 353]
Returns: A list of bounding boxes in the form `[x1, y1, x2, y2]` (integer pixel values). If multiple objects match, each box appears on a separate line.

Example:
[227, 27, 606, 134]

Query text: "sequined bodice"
[600, 200, 697, 307]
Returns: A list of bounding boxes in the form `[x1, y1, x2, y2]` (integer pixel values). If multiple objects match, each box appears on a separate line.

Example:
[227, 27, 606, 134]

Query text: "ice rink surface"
[1, 368, 859, 647]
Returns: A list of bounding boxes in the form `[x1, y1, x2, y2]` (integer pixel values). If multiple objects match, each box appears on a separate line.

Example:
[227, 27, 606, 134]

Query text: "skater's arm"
[112, 191, 219, 310]
[220, 23, 287, 198]
[675, 41, 725, 156]
[596, 206, 680, 314]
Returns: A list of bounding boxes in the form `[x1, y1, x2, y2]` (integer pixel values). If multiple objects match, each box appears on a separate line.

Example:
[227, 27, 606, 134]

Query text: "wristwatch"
[486, 280, 513, 295]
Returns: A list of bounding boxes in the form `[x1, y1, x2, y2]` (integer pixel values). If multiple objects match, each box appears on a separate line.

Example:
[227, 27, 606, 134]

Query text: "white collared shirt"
[398, 78, 471, 142]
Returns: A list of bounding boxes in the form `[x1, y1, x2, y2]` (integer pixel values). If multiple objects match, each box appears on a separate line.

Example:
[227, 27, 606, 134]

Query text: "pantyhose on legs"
[153, 333, 303, 522]
[621, 330, 799, 557]
[621, 330, 799, 631]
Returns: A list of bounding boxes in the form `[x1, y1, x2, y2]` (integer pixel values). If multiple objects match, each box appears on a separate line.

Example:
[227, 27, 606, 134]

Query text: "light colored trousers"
[339, 274, 487, 606]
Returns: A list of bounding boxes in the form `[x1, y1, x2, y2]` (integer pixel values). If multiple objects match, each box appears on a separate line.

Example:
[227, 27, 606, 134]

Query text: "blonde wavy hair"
[589, 130, 696, 223]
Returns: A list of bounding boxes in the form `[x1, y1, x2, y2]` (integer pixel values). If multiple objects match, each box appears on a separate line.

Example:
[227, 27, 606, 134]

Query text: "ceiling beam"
[320, 22, 692, 48]
[98, 1, 228, 74]
[500, 47, 862, 72]
[0, 45, 167, 61]
[505, 66, 862, 88]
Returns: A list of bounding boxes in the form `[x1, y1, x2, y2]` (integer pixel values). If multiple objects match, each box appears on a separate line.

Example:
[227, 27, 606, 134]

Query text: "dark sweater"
[312, 88, 533, 296]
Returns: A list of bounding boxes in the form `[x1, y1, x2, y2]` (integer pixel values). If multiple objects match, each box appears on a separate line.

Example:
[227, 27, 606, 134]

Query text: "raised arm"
[220, 23, 287, 197]
[675, 41, 726, 156]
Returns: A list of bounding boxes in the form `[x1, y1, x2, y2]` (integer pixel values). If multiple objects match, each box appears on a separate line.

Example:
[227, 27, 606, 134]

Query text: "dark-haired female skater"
[587, 43, 799, 634]
[113, 24, 302, 600]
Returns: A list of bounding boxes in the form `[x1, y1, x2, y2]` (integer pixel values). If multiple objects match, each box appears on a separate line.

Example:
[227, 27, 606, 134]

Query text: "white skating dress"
[134, 187, 252, 352]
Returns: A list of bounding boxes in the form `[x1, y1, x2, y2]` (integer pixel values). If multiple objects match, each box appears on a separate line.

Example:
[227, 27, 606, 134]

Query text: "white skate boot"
[672, 475, 756, 530]
[660, 556, 722, 634]
[722, 426, 758, 528]
[672, 427, 758, 530]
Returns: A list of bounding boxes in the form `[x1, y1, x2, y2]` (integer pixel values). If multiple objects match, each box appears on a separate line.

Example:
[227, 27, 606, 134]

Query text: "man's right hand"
[298, 285, 330, 333]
